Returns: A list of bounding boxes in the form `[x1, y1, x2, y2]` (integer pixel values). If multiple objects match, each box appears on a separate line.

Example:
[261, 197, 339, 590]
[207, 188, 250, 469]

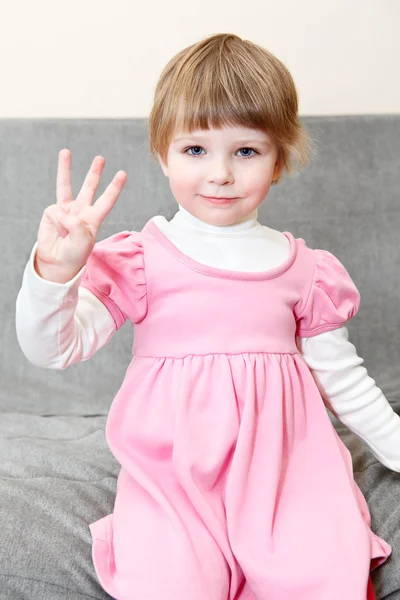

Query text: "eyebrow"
[172, 136, 272, 146]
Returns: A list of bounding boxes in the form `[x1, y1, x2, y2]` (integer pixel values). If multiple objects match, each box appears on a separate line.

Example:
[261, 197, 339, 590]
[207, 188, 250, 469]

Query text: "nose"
[206, 158, 234, 185]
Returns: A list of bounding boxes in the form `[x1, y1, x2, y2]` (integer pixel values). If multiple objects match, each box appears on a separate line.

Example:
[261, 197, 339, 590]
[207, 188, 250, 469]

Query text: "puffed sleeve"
[79, 231, 147, 329]
[295, 249, 360, 337]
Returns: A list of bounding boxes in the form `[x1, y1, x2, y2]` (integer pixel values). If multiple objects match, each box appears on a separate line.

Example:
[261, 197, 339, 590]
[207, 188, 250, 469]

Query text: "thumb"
[54, 206, 70, 238]
[58, 209, 95, 246]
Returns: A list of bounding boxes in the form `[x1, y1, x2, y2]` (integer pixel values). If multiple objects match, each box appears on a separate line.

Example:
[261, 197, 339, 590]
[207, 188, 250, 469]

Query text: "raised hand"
[34, 149, 127, 283]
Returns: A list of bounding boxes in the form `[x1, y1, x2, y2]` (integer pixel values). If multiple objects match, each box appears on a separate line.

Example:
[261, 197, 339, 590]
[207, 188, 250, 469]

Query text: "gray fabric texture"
[0, 115, 399, 598]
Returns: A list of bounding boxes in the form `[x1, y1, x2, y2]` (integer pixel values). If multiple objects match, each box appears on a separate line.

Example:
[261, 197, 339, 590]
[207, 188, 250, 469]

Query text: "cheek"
[169, 162, 200, 194]
[167, 178, 194, 206]
[241, 162, 275, 193]
[170, 174, 196, 195]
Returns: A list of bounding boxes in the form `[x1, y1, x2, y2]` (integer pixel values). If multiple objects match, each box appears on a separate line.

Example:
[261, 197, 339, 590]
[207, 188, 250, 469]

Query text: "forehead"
[171, 125, 272, 144]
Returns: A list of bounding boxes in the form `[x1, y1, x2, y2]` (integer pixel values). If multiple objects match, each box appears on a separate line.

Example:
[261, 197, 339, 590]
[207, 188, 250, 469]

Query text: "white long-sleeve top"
[15, 205, 400, 472]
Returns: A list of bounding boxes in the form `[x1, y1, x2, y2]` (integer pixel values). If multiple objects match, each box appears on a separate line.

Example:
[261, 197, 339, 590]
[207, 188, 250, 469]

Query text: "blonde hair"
[149, 33, 316, 185]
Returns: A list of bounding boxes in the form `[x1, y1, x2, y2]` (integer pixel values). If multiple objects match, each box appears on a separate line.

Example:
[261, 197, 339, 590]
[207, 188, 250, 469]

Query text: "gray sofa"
[1, 115, 399, 599]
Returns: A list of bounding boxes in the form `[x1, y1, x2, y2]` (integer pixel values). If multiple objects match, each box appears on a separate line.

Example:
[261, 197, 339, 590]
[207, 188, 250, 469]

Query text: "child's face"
[159, 125, 281, 226]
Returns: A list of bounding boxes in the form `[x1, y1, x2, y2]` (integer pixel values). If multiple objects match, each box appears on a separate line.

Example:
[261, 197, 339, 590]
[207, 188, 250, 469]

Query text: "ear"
[272, 155, 282, 182]
[158, 154, 169, 177]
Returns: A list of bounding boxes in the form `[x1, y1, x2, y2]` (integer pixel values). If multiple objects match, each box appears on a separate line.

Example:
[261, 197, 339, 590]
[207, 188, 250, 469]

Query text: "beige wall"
[0, 0, 399, 117]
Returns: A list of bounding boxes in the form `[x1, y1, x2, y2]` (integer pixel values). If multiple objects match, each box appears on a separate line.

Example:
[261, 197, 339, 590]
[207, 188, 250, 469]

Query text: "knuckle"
[44, 204, 57, 217]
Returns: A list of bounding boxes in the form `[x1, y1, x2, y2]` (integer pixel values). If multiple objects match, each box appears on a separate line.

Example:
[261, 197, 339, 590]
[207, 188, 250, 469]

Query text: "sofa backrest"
[1, 116, 399, 415]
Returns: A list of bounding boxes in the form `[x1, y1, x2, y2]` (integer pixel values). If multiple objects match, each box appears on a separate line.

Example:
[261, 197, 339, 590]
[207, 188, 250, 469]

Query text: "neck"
[173, 205, 259, 234]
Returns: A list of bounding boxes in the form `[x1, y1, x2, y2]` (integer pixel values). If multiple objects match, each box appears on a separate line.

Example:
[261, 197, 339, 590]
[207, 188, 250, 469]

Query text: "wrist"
[34, 253, 83, 284]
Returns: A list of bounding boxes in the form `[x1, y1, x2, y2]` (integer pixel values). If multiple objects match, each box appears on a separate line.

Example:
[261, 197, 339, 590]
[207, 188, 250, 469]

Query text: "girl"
[16, 33, 396, 599]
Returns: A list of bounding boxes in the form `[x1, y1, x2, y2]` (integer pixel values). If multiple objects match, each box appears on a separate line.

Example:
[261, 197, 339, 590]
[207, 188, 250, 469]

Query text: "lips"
[207, 197, 235, 200]
[201, 195, 238, 201]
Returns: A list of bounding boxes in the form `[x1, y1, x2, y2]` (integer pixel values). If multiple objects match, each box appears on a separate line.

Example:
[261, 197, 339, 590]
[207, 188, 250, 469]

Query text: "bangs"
[170, 67, 281, 137]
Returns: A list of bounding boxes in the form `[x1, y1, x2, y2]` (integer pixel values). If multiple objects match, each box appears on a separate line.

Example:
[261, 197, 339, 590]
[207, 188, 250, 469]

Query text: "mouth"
[200, 195, 239, 205]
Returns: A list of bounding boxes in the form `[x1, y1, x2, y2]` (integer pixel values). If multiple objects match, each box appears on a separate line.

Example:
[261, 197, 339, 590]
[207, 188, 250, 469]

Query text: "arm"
[15, 149, 128, 368]
[16, 243, 116, 369]
[296, 326, 400, 472]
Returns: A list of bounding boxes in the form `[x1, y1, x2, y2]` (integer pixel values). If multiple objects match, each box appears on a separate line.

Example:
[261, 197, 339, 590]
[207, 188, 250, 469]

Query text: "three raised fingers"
[56, 150, 127, 223]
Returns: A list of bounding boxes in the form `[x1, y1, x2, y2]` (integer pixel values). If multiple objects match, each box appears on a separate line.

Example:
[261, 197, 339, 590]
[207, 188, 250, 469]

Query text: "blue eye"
[185, 146, 205, 156]
[237, 148, 257, 158]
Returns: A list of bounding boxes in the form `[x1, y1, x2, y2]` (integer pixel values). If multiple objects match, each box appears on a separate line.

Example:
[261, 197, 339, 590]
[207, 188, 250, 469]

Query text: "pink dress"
[80, 217, 392, 600]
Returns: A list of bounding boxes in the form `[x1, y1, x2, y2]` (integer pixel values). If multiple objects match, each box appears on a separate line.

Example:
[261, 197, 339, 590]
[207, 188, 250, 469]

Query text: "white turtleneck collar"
[171, 205, 259, 235]
[151, 203, 290, 271]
